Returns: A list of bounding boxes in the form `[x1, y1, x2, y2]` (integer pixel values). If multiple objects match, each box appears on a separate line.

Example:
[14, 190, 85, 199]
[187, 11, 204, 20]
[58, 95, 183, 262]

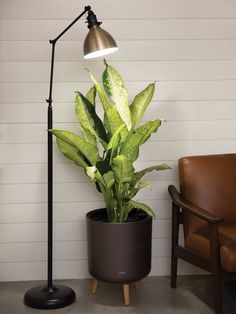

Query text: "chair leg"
[91, 278, 99, 294]
[171, 254, 178, 288]
[123, 284, 130, 306]
[209, 224, 223, 314]
[135, 281, 141, 289]
[212, 271, 222, 314]
[171, 202, 179, 288]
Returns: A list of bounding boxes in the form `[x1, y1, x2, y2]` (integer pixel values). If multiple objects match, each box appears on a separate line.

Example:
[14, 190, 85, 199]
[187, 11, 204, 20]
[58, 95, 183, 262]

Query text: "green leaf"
[126, 200, 156, 219]
[96, 159, 110, 175]
[130, 83, 155, 129]
[75, 92, 108, 145]
[120, 120, 162, 161]
[50, 129, 100, 166]
[127, 180, 151, 200]
[87, 69, 111, 112]
[111, 155, 134, 183]
[136, 180, 151, 189]
[103, 171, 115, 188]
[86, 85, 96, 106]
[121, 201, 134, 221]
[103, 61, 132, 131]
[81, 128, 96, 146]
[132, 164, 171, 187]
[85, 166, 97, 181]
[106, 123, 125, 162]
[56, 138, 88, 168]
[86, 166, 112, 191]
[87, 69, 128, 139]
[104, 107, 128, 142]
[86, 168, 116, 222]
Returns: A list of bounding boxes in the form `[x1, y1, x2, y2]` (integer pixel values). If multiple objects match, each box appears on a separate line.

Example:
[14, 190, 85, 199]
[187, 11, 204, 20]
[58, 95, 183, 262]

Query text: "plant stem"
[115, 181, 124, 223]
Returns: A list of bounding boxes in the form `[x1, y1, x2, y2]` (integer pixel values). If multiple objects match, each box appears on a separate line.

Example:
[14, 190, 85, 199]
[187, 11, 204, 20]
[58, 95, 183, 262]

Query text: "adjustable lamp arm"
[51, 6, 91, 44]
[46, 6, 91, 106]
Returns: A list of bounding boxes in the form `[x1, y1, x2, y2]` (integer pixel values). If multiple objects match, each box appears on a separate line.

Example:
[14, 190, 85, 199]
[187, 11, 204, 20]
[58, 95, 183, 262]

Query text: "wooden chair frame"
[168, 185, 236, 314]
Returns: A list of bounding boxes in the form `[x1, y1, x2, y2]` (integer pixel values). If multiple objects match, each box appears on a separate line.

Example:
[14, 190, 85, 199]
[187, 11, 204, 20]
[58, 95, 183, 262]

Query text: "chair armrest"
[168, 185, 224, 224]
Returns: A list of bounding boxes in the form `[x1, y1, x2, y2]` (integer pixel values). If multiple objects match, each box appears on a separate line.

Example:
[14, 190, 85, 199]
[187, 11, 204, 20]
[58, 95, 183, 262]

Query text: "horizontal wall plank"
[1, 81, 236, 103]
[150, 258, 206, 277]
[138, 141, 236, 161]
[153, 220, 172, 240]
[145, 100, 236, 122]
[1, 100, 235, 123]
[0, 161, 176, 184]
[1, 140, 235, 164]
[1, 40, 236, 62]
[156, 120, 236, 141]
[0, 180, 172, 204]
[1, 19, 236, 41]
[0, 238, 174, 263]
[0, 200, 172, 223]
[0, 260, 89, 281]
[0, 40, 234, 62]
[0, 241, 88, 262]
[2, 0, 236, 19]
[0, 203, 48, 223]
[152, 238, 171, 259]
[0, 221, 87, 242]
[0, 182, 101, 204]
[1, 120, 235, 144]
[2, 60, 236, 82]
[0, 219, 171, 243]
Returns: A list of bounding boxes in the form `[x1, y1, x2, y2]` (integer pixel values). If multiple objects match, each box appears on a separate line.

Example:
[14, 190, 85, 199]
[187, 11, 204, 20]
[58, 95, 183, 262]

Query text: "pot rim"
[86, 208, 152, 225]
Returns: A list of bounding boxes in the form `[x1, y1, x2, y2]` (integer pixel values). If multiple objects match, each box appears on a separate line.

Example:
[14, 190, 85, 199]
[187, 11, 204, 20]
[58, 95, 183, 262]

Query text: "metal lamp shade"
[83, 25, 118, 59]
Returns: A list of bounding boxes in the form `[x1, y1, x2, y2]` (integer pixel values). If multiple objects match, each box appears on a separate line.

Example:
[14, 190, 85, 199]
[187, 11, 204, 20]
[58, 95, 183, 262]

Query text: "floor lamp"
[24, 5, 118, 309]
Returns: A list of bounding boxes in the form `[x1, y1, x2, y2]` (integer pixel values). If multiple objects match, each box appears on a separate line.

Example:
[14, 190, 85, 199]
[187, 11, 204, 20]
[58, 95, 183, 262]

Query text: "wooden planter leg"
[123, 284, 130, 305]
[135, 281, 141, 289]
[91, 278, 99, 294]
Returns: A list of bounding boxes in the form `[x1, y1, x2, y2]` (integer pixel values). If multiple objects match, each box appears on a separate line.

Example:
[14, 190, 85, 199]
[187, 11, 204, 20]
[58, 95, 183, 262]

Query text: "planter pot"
[86, 208, 152, 284]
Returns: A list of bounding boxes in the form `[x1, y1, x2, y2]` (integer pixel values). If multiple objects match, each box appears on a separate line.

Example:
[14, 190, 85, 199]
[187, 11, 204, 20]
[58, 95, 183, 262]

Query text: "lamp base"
[24, 284, 76, 309]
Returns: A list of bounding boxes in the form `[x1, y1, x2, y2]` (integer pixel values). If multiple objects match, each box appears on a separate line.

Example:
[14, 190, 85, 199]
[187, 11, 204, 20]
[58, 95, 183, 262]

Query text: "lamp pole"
[24, 5, 118, 309]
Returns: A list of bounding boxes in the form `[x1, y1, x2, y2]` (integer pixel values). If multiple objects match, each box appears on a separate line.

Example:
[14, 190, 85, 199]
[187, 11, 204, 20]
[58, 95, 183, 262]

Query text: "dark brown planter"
[86, 208, 152, 283]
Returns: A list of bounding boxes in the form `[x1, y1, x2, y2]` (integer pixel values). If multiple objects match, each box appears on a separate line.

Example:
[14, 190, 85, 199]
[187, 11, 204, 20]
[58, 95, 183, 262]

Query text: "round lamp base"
[24, 284, 76, 309]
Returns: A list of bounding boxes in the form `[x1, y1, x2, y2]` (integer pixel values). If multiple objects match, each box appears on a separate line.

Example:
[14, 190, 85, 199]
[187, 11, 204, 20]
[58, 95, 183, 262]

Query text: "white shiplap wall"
[0, 0, 236, 281]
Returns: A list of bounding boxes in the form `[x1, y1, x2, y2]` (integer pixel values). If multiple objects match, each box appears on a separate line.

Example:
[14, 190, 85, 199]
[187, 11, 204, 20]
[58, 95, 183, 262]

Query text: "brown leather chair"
[168, 154, 236, 314]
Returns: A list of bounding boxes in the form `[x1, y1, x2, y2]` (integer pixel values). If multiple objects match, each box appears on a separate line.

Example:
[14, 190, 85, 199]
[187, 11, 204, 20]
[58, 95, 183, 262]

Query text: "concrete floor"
[0, 275, 235, 314]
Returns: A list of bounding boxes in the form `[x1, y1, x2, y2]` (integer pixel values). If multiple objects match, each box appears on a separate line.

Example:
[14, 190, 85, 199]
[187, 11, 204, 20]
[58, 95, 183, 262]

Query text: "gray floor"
[0, 275, 235, 314]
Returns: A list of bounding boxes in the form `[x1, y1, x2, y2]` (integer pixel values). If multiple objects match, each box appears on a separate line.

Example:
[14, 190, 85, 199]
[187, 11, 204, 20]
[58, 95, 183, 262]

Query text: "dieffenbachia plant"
[50, 60, 170, 222]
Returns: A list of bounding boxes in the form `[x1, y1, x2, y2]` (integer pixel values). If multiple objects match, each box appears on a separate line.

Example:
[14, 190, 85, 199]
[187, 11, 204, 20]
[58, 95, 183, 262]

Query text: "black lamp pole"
[24, 5, 118, 309]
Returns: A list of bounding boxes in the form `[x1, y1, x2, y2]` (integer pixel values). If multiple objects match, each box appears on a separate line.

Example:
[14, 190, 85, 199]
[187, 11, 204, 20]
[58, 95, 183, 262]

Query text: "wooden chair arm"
[168, 185, 224, 224]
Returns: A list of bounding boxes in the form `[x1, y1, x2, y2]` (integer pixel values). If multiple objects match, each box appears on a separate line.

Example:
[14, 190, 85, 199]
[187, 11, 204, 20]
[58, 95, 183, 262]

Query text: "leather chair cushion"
[185, 223, 236, 272]
[179, 154, 236, 238]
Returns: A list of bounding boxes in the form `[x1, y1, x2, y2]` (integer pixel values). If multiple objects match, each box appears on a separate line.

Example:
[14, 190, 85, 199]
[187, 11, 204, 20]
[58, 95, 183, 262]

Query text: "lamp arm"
[50, 5, 91, 44]
[46, 5, 91, 106]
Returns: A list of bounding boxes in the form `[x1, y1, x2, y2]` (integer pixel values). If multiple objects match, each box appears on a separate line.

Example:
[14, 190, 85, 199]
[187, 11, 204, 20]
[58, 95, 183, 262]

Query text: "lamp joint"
[49, 39, 56, 45]
[84, 5, 91, 12]
[86, 10, 102, 29]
